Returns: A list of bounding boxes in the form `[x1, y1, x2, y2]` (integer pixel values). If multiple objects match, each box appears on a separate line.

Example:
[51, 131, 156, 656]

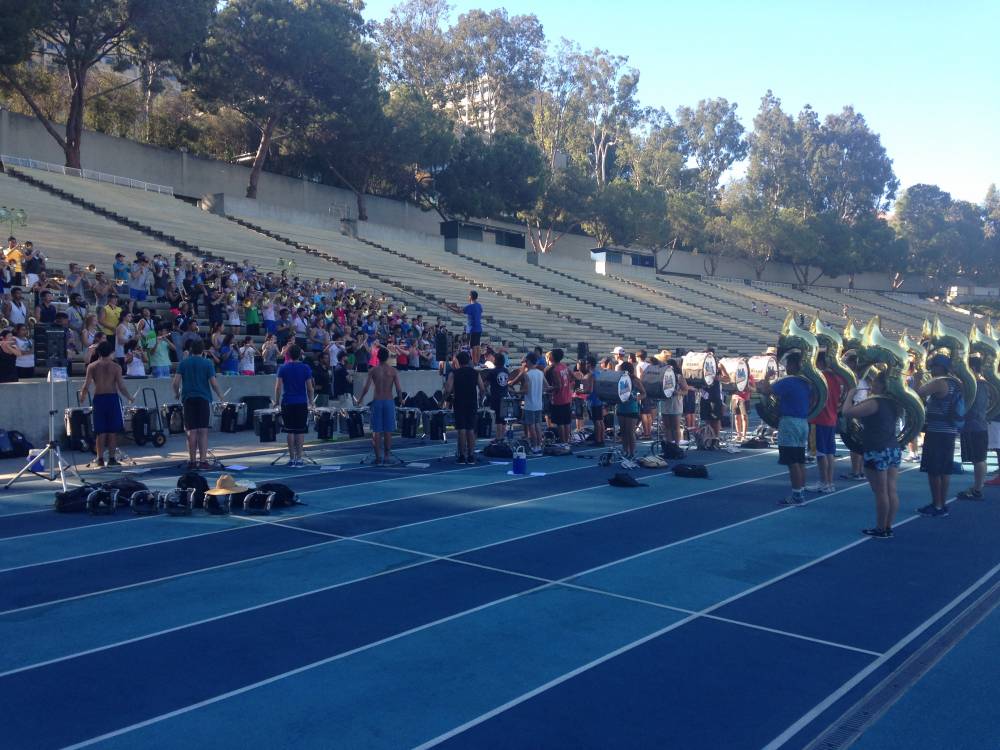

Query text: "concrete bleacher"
[2, 164, 980, 364]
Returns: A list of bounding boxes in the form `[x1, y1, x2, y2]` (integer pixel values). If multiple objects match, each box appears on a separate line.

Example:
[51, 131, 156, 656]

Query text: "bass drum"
[681, 352, 718, 388]
[718, 357, 749, 392]
[748, 354, 778, 384]
[593, 369, 632, 404]
[641, 363, 676, 400]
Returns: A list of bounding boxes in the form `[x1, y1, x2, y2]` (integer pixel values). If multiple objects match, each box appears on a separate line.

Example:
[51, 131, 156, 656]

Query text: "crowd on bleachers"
[0, 237, 476, 393]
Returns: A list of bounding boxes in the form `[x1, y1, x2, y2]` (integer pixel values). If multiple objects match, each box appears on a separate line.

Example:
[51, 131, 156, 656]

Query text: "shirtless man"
[78, 340, 134, 467]
[355, 346, 402, 465]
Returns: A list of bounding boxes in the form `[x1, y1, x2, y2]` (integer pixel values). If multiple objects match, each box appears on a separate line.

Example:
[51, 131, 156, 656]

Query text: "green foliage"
[434, 130, 545, 220]
[189, 0, 379, 198]
[676, 98, 748, 204]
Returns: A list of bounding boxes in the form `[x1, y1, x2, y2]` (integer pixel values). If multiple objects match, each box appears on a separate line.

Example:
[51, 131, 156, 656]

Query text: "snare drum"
[499, 396, 522, 421]
[641, 363, 676, 400]
[343, 406, 367, 438]
[64, 407, 94, 451]
[718, 357, 750, 392]
[160, 402, 185, 434]
[215, 402, 245, 433]
[254, 408, 281, 442]
[396, 407, 420, 439]
[425, 409, 450, 441]
[313, 407, 336, 439]
[681, 352, 718, 388]
[593, 369, 632, 403]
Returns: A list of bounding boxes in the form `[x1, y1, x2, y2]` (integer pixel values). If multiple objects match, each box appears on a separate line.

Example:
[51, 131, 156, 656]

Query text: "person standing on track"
[545, 348, 574, 446]
[483, 350, 510, 439]
[956, 356, 989, 500]
[509, 352, 545, 454]
[444, 350, 485, 464]
[757, 352, 810, 506]
[275, 345, 315, 468]
[916, 354, 963, 517]
[462, 291, 483, 366]
[807, 352, 845, 494]
[78, 340, 134, 468]
[173, 338, 226, 470]
[841, 371, 901, 538]
[355, 346, 402, 466]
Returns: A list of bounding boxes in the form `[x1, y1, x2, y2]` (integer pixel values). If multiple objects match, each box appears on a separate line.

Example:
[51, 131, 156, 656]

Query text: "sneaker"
[917, 503, 949, 517]
[957, 488, 984, 501]
[779, 494, 804, 506]
[90, 458, 105, 469]
[862, 527, 890, 538]
[805, 483, 825, 493]
[819, 484, 837, 494]
[106, 457, 120, 467]
[197, 461, 214, 471]
[530, 447, 543, 456]
[904, 452, 920, 463]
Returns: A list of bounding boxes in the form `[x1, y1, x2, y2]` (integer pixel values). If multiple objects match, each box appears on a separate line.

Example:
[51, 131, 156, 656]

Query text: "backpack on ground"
[673, 463, 709, 479]
[483, 440, 514, 459]
[101, 477, 149, 507]
[256, 481, 299, 508]
[543, 442, 572, 456]
[660, 440, 687, 460]
[54, 484, 95, 513]
[6, 430, 31, 458]
[177, 472, 210, 508]
[87, 487, 119, 514]
[0, 429, 15, 457]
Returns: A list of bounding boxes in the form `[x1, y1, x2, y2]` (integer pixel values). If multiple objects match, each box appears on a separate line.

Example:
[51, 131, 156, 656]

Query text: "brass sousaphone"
[757, 312, 829, 428]
[970, 319, 1000, 419]
[840, 318, 926, 453]
[928, 316, 977, 408]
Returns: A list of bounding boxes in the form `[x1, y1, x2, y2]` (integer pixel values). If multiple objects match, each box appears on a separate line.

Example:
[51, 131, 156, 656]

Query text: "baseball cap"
[612, 346, 626, 355]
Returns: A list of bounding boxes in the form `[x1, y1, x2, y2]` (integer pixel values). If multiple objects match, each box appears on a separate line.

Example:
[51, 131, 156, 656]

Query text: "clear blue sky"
[362, 0, 999, 204]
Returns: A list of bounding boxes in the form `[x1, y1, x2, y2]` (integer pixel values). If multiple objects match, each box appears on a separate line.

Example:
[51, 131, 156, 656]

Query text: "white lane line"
[411, 482, 941, 749]
[60, 580, 557, 750]
[0, 453, 803, 672]
[761, 560, 1000, 749]
[52, 475, 936, 746]
[0, 460, 570, 567]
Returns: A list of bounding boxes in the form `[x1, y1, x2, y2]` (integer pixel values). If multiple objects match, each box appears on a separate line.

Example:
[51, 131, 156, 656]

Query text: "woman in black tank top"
[0, 330, 20, 383]
[446, 352, 484, 464]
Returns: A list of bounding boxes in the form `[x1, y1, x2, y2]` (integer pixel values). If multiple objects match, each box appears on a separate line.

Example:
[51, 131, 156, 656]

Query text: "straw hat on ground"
[204, 474, 250, 496]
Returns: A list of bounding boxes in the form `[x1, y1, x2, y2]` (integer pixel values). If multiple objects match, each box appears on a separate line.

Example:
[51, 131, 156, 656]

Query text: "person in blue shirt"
[758, 352, 812, 505]
[172, 338, 226, 470]
[462, 290, 483, 366]
[274, 344, 315, 467]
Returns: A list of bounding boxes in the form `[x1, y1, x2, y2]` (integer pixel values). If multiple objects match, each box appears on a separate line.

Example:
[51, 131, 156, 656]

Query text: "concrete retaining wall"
[5, 370, 445, 446]
[1, 108, 930, 293]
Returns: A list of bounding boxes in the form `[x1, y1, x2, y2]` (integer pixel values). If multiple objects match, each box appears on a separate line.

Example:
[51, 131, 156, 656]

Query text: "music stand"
[4, 368, 82, 492]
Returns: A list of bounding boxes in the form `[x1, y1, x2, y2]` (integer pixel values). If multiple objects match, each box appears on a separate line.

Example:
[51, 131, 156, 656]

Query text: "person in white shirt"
[509, 351, 545, 453]
[238, 336, 257, 375]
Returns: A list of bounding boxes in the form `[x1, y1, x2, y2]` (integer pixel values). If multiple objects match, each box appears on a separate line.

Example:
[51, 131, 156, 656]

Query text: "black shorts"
[490, 399, 504, 424]
[469, 332, 482, 347]
[183, 397, 211, 430]
[778, 446, 806, 466]
[920, 431, 957, 475]
[960, 430, 988, 464]
[550, 402, 572, 426]
[454, 406, 476, 431]
[281, 403, 309, 434]
[683, 392, 697, 415]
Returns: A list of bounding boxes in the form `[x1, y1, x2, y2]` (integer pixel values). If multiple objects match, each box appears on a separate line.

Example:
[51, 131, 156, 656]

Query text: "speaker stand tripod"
[4, 370, 81, 492]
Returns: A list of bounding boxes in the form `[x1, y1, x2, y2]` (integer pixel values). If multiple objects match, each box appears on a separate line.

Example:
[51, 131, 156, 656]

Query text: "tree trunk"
[355, 191, 368, 222]
[63, 65, 87, 169]
[142, 61, 158, 143]
[246, 113, 278, 200]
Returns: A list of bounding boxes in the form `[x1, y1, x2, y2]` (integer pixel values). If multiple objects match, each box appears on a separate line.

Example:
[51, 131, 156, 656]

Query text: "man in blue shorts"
[355, 346, 402, 465]
[758, 352, 811, 505]
[78, 340, 134, 468]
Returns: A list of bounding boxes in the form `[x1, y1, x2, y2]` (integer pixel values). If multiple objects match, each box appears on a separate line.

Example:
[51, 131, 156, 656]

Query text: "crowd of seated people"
[0, 239, 475, 389]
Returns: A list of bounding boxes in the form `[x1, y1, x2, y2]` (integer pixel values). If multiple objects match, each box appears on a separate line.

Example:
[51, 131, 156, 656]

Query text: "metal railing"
[1, 154, 174, 195]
